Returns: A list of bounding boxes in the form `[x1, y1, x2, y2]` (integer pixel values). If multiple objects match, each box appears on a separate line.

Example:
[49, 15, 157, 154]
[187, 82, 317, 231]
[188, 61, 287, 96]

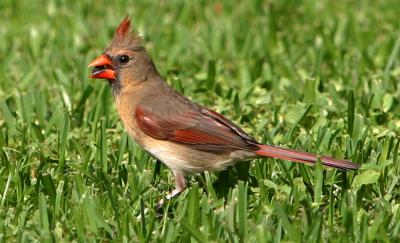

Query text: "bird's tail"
[255, 144, 359, 170]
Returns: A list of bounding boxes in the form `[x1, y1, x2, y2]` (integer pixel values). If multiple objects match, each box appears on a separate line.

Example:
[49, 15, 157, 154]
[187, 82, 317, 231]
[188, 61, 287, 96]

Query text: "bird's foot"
[156, 171, 186, 210]
[156, 188, 183, 209]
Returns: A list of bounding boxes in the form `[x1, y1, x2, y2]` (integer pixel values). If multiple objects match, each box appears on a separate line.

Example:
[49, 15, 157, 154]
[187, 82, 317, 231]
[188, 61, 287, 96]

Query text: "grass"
[1, 0, 400, 241]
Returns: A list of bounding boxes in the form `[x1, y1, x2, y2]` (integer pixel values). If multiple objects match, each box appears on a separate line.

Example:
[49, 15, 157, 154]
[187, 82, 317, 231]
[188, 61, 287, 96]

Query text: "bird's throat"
[108, 78, 121, 96]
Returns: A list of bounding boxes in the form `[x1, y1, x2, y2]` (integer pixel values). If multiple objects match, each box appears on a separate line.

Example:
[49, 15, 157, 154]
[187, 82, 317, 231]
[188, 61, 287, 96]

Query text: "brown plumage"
[89, 17, 359, 206]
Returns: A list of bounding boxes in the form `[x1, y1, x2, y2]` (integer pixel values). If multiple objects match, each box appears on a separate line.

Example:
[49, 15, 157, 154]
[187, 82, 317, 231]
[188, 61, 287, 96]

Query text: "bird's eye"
[119, 55, 130, 64]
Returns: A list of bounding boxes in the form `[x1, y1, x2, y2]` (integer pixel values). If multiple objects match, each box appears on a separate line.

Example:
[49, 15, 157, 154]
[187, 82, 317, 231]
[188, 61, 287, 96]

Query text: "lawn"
[1, 0, 400, 242]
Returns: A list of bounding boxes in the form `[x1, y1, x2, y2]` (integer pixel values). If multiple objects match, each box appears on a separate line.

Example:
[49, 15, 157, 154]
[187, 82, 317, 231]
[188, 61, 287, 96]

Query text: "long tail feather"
[255, 145, 359, 170]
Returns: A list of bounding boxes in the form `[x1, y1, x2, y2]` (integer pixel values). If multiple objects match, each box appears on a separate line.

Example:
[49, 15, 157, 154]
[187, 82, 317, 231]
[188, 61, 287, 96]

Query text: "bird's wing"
[134, 105, 259, 152]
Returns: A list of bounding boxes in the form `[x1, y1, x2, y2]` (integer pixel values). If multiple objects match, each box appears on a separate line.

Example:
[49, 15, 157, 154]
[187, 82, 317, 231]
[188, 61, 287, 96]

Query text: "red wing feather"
[134, 105, 259, 152]
[135, 107, 167, 139]
[174, 129, 228, 144]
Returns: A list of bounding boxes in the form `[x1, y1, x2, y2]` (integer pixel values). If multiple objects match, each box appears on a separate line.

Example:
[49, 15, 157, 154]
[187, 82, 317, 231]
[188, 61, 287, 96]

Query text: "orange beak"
[88, 54, 116, 80]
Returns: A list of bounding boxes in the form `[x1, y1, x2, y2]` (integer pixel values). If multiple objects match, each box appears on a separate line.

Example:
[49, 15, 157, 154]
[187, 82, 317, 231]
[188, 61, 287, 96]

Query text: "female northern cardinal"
[89, 17, 359, 205]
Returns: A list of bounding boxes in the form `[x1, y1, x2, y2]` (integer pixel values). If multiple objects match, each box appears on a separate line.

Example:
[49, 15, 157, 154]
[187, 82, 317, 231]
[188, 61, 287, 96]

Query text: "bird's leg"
[157, 171, 186, 208]
[166, 171, 187, 199]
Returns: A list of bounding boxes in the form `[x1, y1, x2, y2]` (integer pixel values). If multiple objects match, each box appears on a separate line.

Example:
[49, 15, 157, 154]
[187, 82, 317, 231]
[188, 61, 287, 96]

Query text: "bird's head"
[89, 17, 155, 93]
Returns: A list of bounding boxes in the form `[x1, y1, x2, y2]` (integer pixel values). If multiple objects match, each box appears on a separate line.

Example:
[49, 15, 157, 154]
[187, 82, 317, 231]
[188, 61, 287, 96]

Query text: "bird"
[88, 17, 359, 206]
